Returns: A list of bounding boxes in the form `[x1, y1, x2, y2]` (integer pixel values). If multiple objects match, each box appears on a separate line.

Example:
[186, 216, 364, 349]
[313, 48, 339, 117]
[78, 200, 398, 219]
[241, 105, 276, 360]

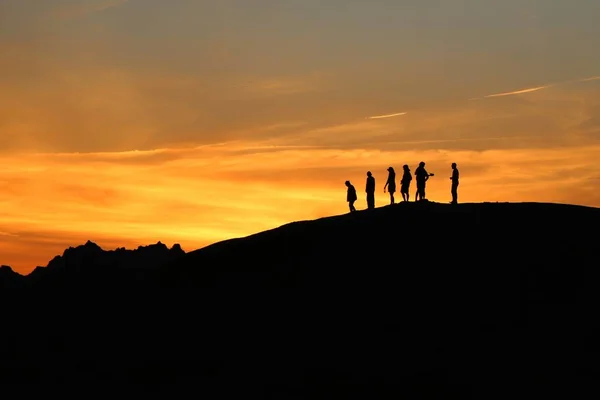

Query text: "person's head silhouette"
[345, 180, 351, 187]
[367, 171, 372, 177]
[451, 163, 457, 169]
[387, 167, 394, 173]
[403, 164, 409, 171]
[419, 161, 425, 167]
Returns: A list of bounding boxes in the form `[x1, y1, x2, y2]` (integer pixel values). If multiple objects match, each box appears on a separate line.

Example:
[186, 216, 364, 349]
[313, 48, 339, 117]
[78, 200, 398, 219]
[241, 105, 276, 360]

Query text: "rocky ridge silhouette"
[1, 240, 185, 278]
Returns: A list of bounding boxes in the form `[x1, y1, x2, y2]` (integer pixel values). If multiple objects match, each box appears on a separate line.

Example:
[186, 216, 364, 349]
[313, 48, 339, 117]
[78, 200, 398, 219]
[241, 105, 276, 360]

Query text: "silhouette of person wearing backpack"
[346, 180, 357, 212]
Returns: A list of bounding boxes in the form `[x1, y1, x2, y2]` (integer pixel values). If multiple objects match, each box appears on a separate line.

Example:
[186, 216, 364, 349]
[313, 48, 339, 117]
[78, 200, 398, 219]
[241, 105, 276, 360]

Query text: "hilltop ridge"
[3, 201, 596, 279]
[1, 201, 599, 398]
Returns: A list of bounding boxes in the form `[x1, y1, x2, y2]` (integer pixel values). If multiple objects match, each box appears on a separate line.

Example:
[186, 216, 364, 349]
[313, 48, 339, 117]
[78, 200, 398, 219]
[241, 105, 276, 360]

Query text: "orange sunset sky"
[1, 0, 600, 274]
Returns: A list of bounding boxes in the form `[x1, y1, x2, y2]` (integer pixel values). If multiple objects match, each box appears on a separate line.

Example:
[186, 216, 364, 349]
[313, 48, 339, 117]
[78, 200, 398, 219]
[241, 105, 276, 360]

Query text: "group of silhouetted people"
[345, 162, 460, 212]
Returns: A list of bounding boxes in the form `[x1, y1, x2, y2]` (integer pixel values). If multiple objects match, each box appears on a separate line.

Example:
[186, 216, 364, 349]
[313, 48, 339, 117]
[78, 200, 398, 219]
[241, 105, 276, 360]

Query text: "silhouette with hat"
[365, 171, 375, 209]
[383, 167, 396, 205]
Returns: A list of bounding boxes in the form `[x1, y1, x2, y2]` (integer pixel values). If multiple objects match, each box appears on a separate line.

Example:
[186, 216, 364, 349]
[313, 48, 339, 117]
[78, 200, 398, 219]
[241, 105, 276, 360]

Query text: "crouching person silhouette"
[345, 180, 357, 212]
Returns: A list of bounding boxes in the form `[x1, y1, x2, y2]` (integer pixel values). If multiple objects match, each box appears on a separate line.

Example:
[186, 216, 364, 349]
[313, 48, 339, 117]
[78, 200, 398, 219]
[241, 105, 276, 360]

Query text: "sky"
[1, 0, 600, 273]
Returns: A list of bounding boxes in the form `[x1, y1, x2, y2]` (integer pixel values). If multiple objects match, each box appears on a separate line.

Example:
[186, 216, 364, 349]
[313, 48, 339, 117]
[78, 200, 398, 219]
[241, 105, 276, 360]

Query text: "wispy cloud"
[51, 0, 129, 20]
[470, 85, 550, 100]
[226, 75, 328, 100]
[367, 112, 407, 119]
[579, 76, 600, 82]
[373, 135, 537, 146]
[483, 85, 550, 98]
[469, 74, 599, 101]
[0, 231, 19, 238]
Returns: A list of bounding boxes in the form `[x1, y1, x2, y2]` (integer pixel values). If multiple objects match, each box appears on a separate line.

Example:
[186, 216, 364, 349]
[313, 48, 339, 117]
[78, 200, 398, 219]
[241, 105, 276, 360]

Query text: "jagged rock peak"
[171, 243, 184, 252]
[84, 240, 102, 249]
[137, 241, 165, 250]
[62, 241, 103, 257]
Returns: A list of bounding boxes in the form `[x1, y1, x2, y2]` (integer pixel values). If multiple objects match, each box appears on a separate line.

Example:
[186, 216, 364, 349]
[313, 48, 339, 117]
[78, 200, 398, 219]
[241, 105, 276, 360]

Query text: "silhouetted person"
[365, 171, 375, 209]
[414, 161, 433, 201]
[450, 162, 459, 204]
[400, 164, 412, 202]
[345, 180, 357, 212]
[383, 167, 396, 205]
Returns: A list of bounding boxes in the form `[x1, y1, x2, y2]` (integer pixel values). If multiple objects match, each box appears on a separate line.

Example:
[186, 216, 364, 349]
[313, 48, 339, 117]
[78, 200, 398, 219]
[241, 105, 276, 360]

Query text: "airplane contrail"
[367, 112, 407, 119]
[369, 73, 599, 114]
[471, 74, 599, 101]
[482, 85, 550, 98]
[467, 85, 552, 101]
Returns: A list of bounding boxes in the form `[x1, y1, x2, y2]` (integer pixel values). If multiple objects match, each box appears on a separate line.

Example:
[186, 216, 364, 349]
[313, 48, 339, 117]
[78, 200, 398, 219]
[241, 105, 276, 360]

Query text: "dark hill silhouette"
[1, 202, 599, 398]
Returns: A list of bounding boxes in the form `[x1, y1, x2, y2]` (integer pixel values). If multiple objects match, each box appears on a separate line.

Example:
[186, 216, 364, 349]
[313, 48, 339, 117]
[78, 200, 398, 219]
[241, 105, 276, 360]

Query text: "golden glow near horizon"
[1, 0, 600, 273]
[3, 138, 600, 273]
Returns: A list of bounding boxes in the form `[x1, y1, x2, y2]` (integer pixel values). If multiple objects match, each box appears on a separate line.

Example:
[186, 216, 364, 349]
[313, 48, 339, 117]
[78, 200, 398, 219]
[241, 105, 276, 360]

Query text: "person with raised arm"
[414, 162, 433, 201]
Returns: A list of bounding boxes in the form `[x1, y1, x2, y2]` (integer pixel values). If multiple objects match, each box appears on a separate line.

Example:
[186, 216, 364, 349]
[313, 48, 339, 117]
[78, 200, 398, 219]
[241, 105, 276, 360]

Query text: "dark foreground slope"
[1, 202, 599, 398]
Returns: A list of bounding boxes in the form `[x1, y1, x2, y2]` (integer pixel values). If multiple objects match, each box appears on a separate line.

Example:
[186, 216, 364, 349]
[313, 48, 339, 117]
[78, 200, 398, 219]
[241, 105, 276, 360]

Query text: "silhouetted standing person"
[365, 171, 375, 209]
[414, 162, 433, 201]
[450, 162, 459, 204]
[383, 167, 396, 205]
[345, 180, 357, 212]
[400, 164, 412, 202]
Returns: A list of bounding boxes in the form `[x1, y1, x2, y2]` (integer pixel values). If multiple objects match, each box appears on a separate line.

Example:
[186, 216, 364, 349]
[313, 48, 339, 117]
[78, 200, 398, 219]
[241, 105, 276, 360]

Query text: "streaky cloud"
[376, 135, 537, 146]
[51, 0, 129, 20]
[367, 112, 407, 120]
[470, 85, 550, 101]
[0, 231, 19, 238]
[470, 74, 599, 101]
